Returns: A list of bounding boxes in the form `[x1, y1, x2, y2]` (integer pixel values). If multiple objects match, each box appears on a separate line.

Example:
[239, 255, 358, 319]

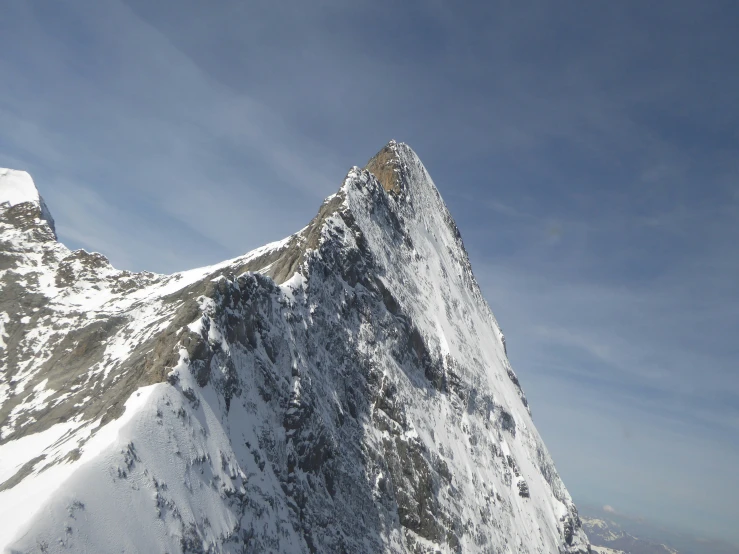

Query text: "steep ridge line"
[0, 141, 590, 553]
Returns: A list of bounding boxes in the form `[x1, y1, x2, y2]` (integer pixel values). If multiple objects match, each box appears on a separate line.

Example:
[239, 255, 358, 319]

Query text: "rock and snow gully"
[0, 143, 590, 553]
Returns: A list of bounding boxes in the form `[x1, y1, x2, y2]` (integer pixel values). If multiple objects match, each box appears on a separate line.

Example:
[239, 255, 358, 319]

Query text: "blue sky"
[1, 0, 738, 547]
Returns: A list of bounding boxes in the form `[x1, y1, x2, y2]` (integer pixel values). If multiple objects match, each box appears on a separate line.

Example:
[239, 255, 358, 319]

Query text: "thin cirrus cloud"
[0, 0, 738, 548]
[0, 0, 345, 272]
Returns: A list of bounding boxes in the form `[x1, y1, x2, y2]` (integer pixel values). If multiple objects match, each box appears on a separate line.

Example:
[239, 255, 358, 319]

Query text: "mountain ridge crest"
[0, 141, 589, 553]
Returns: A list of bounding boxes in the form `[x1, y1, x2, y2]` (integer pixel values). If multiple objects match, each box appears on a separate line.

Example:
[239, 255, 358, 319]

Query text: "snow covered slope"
[0, 142, 590, 553]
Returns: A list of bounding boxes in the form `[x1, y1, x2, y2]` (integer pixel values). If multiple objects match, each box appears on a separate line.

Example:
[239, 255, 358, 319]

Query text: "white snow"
[435, 317, 450, 356]
[0, 384, 160, 550]
[591, 548, 624, 554]
[0, 312, 8, 349]
[0, 421, 76, 485]
[0, 168, 40, 207]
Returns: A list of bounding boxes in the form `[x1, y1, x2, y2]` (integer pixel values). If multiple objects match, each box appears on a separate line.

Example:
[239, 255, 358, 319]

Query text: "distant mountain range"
[583, 516, 677, 554]
[581, 506, 738, 554]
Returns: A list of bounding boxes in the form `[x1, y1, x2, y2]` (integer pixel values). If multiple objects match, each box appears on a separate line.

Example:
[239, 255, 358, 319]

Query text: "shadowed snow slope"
[0, 142, 590, 553]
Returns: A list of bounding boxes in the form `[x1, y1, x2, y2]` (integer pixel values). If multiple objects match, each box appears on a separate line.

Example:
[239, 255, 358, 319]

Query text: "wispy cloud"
[0, 0, 347, 272]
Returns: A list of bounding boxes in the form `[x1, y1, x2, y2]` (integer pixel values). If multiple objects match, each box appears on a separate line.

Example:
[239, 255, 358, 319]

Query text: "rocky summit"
[0, 143, 591, 553]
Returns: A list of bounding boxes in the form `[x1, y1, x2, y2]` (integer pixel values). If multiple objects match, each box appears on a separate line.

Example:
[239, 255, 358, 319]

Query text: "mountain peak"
[0, 147, 589, 553]
[0, 168, 39, 207]
[0, 168, 56, 236]
[365, 140, 409, 195]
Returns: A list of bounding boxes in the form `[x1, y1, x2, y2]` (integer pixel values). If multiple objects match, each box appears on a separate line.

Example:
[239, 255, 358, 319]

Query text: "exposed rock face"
[366, 139, 406, 195]
[0, 143, 590, 553]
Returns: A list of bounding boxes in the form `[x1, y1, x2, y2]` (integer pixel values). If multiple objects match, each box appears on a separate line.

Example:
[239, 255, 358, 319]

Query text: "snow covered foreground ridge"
[0, 141, 590, 553]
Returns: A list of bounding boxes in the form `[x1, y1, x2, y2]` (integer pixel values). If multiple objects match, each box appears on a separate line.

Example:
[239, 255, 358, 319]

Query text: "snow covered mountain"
[0, 142, 591, 553]
[582, 517, 678, 554]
